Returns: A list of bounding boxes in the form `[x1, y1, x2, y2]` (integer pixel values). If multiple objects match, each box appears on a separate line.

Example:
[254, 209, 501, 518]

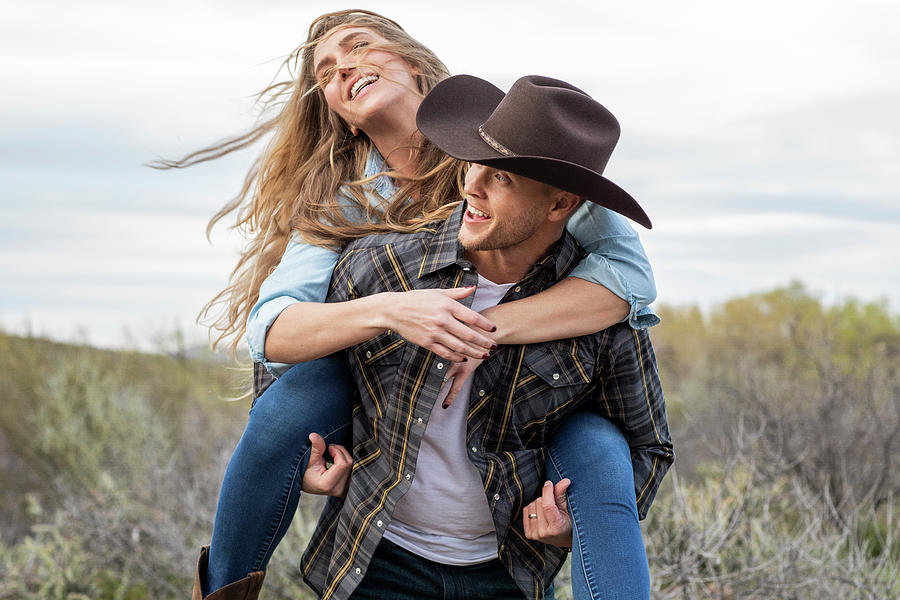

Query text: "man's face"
[458, 164, 556, 251]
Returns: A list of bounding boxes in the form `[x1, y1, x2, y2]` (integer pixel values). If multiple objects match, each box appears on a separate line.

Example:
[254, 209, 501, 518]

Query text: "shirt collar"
[364, 147, 397, 199]
[417, 201, 585, 285]
[417, 203, 468, 278]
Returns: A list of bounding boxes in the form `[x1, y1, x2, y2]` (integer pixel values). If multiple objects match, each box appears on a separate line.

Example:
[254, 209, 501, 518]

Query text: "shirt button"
[471, 446, 478, 453]
[365, 351, 372, 358]
[377, 520, 384, 528]
[437, 362, 444, 370]
[478, 389, 485, 397]
[405, 473, 411, 480]
[355, 567, 362, 575]
[417, 417, 423, 424]
[552, 373, 560, 380]
[514, 286, 521, 292]
[493, 493, 500, 501]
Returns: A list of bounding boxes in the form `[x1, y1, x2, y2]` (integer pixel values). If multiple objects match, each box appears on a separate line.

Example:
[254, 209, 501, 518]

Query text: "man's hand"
[522, 479, 572, 548]
[301, 432, 353, 497]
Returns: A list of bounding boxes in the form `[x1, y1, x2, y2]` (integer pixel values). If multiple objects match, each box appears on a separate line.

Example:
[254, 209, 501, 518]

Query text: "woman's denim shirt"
[246, 150, 660, 376]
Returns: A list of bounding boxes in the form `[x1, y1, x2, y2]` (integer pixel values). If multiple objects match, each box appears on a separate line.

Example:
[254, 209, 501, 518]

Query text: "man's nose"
[464, 164, 488, 198]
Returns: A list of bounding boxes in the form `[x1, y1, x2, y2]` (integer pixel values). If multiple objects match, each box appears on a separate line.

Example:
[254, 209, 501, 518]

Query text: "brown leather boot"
[192, 546, 265, 600]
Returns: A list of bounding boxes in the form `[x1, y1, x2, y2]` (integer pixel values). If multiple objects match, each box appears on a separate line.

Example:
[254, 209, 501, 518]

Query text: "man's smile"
[464, 204, 491, 223]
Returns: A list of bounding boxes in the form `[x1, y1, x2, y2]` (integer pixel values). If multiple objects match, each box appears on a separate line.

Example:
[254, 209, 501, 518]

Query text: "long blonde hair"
[151, 10, 463, 355]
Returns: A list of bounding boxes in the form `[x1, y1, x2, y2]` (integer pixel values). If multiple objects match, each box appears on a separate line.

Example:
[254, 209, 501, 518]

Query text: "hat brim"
[417, 74, 652, 229]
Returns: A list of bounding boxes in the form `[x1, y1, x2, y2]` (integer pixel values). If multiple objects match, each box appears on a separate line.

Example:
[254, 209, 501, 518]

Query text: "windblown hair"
[151, 10, 463, 355]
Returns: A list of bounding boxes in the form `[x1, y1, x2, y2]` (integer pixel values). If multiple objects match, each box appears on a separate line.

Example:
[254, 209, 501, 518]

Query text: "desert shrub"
[644, 460, 898, 600]
[1, 283, 897, 598]
[0, 332, 249, 597]
[653, 283, 900, 520]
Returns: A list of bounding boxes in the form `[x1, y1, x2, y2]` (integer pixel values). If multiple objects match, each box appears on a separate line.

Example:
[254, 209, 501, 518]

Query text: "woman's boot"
[191, 546, 265, 600]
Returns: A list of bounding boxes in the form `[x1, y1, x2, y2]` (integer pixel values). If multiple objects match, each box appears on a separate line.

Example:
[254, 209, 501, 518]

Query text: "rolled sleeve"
[566, 202, 660, 329]
[245, 236, 340, 376]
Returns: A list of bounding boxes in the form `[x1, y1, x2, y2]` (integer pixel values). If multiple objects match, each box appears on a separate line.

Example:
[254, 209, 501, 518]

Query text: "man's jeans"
[205, 356, 650, 599]
[348, 537, 541, 600]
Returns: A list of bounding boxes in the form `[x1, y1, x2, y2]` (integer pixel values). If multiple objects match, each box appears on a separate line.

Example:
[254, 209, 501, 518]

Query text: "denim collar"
[364, 147, 398, 200]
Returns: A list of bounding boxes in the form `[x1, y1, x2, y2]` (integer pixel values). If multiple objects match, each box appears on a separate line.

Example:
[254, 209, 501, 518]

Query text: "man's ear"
[546, 191, 583, 223]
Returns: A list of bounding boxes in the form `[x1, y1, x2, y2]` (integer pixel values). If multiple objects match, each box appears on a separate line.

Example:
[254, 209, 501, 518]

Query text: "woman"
[172, 9, 657, 600]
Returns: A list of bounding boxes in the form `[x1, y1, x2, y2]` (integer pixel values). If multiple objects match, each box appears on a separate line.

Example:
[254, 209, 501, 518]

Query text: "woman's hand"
[301, 433, 353, 497]
[383, 287, 497, 362]
[522, 479, 573, 548]
[440, 357, 484, 409]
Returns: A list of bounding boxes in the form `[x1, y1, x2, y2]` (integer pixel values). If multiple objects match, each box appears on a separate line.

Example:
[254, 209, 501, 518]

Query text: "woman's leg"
[203, 355, 354, 594]
[545, 410, 650, 600]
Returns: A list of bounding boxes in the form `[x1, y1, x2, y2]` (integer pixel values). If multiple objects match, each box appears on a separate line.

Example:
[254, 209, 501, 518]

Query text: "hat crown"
[415, 73, 652, 228]
[481, 76, 621, 174]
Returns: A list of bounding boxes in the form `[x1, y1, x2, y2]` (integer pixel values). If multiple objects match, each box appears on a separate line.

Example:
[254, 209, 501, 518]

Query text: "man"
[300, 75, 673, 600]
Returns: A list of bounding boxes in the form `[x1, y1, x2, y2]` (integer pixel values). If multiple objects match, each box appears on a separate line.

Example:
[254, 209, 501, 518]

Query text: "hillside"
[1, 283, 897, 599]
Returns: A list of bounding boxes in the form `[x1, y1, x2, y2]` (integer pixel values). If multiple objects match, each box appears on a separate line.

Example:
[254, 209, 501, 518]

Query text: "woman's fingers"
[429, 342, 469, 363]
[441, 358, 483, 409]
[388, 288, 497, 357]
[444, 293, 497, 333]
[437, 286, 477, 301]
[433, 326, 493, 360]
[443, 318, 497, 356]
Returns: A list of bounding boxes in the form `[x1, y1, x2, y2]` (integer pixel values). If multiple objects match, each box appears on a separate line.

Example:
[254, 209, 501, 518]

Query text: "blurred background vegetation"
[1, 282, 897, 599]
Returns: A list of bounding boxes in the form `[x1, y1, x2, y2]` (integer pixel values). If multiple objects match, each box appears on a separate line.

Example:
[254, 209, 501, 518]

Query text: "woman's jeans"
[204, 356, 649, 599]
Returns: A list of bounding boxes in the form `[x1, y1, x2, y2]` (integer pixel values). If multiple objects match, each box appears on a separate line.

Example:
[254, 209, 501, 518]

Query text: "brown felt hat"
[416, 74, 651, 229]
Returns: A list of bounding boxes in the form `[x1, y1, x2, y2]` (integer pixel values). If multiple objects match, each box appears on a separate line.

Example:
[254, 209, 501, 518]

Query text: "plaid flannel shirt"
[300, 204, 673, 600]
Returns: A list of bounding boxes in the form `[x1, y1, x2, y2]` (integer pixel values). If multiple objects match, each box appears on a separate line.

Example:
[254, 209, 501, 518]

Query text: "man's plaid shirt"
[301, 204, 674, 600]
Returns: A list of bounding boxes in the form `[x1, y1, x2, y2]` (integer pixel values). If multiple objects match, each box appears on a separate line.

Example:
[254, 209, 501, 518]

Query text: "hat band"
[478, 125, 514, 156]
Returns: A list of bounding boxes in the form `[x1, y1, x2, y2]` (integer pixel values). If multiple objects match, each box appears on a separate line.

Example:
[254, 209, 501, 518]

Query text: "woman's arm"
[265, 287, 496, 364]
[249, 237, 496, 369]
[483, 203, 658, 344]
[483, 277, 629, 344]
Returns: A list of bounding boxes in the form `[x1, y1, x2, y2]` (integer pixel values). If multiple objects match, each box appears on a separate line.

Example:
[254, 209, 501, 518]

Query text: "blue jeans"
[546, 412, 650, 599]
[204, 356, 353, 594]
[204, 356, 649, 599]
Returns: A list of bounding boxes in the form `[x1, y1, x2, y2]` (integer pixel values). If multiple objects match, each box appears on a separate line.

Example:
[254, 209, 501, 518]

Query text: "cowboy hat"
[416, 74, 651, 229]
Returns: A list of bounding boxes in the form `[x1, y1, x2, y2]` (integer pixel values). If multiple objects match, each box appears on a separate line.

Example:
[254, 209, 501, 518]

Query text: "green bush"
[1, 284, 897, 598]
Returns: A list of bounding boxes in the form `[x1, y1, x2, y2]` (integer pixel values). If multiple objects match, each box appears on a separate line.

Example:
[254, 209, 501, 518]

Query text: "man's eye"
[494, 172, 510, 183]
[351, 40, 370, 51]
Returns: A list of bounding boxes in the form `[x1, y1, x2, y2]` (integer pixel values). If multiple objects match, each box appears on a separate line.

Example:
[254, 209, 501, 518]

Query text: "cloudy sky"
[1, 0, 898, 349]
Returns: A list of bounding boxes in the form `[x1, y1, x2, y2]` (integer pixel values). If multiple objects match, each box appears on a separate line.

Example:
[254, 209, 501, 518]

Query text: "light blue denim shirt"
[247, 150, 659, 375]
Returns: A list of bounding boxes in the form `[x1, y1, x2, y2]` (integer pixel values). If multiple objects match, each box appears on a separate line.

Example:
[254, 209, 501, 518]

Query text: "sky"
[1, 0, 898, 349]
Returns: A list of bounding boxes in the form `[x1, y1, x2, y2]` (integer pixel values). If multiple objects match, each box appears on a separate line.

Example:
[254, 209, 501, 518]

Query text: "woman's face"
[313, 26, 420, 134]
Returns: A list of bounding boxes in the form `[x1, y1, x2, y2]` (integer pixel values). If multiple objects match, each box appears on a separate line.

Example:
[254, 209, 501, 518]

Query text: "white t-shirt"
[383, 275, 514, 565]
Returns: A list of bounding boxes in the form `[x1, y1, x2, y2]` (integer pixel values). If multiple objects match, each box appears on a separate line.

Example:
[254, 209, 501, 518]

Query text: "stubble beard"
[458, 206, 546, 251]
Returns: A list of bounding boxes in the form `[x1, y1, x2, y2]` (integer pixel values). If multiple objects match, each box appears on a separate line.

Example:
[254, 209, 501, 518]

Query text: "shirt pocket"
[514, 341, 596, 446]
[351, 331, 407, 419]
[352, 331, 406, 366]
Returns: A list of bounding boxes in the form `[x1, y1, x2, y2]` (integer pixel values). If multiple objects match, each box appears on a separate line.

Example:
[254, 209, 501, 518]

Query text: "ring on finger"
[528, 513, 538, 520]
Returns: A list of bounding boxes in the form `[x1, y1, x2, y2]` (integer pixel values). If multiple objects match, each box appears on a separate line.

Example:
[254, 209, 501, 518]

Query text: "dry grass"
[1, 285, 897, 598]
